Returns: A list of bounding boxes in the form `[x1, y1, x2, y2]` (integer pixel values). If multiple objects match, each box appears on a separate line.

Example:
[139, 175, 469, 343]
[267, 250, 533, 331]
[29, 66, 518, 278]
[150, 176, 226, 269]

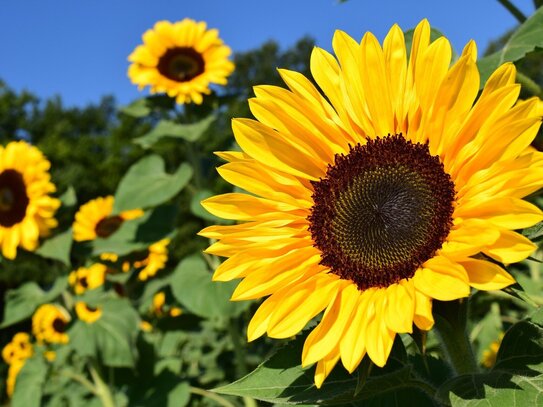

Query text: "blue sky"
[0, 0, 535, 107]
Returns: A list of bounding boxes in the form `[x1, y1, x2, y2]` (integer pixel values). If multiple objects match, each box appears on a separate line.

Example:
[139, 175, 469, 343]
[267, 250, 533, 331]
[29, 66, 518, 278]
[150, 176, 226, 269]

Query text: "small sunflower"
[75, 302, 103, 324]
[134, 239, 170, 281]
[32, 304, 70, 344]
[2, 333, 33, 365]
[128, 18, 235, 104]
[72, 196, 143, 242]
[201, 20, 543, 387]
[68, 263, 107, 294]
[0, 141, 60, 259]
[151, 291, 182, 317]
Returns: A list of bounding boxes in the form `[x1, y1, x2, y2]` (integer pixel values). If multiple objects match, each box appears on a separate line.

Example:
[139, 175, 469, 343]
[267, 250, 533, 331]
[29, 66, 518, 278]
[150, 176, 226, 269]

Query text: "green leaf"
[170, 255, 250, 319]
[134, 115, 216, 148]
[523, 221, 543, 241]
[92, 205, 177, 256]
[478, 7, 543, 86]
[11, 357, 47, 407]
[59, 186, 77, 207]
[438, 321, 543, 406]
[35, 228, 73, 266]
[120, 95, 175, 118]
[133, 372, 190, 407]
[120, 99, 152, 118]
[69, 298, 140, 367]
[215, 335, 433, 405]
[1, 277, 68, 327]
[113, 155, 192, 213]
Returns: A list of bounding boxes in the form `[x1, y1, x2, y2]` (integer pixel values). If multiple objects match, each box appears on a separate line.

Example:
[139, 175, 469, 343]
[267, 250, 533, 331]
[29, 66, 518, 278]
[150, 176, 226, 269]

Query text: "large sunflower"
[0, 141, 60, 259]
[201, 20, 543, 387]
[72, 196, 143, 242]
[128, 19, 235, 105]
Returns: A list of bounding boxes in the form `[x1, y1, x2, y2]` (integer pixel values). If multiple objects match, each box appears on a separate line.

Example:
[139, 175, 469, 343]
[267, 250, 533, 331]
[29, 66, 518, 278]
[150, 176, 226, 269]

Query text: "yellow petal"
[460, 259, 515, 291]
[302, 284, 359, 367]
[483, 230, 536, 264]
[413, 256, 470, 301]
[383, 280, 415, 333]
[314, 346, 341, 389]
[267, 274, 344, 339]
[413, 290, 434, 331]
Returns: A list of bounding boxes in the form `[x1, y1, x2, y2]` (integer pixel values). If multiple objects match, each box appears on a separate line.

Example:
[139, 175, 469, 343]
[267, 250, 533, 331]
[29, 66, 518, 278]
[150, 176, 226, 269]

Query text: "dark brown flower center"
[157, 47, 205, 82]
[0, 169, 29, 227]
[52, 318, 66, 333]
[309, 135, 455, 291]
[95, 216, 123, 238]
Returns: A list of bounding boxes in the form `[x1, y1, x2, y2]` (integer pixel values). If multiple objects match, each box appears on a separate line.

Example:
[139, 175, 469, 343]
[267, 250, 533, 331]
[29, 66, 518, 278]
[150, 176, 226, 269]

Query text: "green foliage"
[113, 155, 192, 213]
[2, 7, 543, 406]
[170, 255, 250, 319]
[1, 277, 67, 328]
[478, 6, 543, 87]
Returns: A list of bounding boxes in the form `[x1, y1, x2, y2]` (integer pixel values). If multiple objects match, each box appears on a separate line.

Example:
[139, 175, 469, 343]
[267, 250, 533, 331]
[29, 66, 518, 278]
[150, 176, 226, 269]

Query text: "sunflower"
[72, 196, 143, 242]
[151, 291, 182, 317]
[0, 141, 60, 259]
[32, 304, 70, 344]
[128, 18, 235, 105]
[68, 263, 107, 294]
[2, 333, 33, 365]
[134, 239, 170, 281]
[200, 19, 543, 387]
[75, 302, 103, 324]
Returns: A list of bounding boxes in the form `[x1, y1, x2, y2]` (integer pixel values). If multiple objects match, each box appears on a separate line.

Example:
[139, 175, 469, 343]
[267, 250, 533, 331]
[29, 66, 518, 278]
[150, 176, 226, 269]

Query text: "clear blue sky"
[0, 0, 535, 107]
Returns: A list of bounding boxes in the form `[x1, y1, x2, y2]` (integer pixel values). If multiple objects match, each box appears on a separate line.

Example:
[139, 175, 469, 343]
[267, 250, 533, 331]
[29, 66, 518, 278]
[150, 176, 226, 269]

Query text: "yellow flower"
[75, 302, 103, 324]
[135, 239, 170, 281]
[32, 304, 70, 344]
[128, 19, 235, 105]
[72, 196, 143, 242]
[169, 307, 183, 317]
[201, 19, 543, 387]
[139, 320, 153, 332]
[43, 350, 56, 362]
[0, 141, 60, 259]
[2, 333, 33, 364]
[481, 333, 504, 368]
[6, 358, 25, 397]
[152, 292, 166, 316]
[68, 263, 107, 295]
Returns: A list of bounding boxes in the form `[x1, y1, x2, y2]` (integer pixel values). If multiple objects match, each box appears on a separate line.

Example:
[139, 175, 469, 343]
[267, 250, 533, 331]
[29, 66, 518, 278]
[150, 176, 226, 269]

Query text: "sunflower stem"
[189, 386, 237, 407]
[496, 0, 527, 23]
[516, 71, 543, 98]
[433, 299, 479, 375]
[89, 359, 116, 407]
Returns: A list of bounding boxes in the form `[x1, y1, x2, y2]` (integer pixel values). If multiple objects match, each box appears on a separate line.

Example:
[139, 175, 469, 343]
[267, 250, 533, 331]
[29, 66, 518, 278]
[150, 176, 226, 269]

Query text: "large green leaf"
[478, 6, 543, 86]
[92, 205, 177, 256]
[438, 321, 543, 406]
[120, 95, 175, 118]
[170, 255, 250, 319]
[1, 277, 68, 327]
[113, 155, 192, 213]
[69, 298, 140, 367]
[134, 115, 216, 148]
[215, 334, 435, 405]
[35, 228, 73, 266]
[11, 357, 47, 407]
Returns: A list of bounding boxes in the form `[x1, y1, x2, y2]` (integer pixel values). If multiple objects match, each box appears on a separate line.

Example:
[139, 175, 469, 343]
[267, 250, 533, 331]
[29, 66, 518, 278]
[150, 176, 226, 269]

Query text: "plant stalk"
[89, 360, 116, 407]
[497, 0, 527, 23]
[189, 386, 237, 407]
[433, 299, 479, 375]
